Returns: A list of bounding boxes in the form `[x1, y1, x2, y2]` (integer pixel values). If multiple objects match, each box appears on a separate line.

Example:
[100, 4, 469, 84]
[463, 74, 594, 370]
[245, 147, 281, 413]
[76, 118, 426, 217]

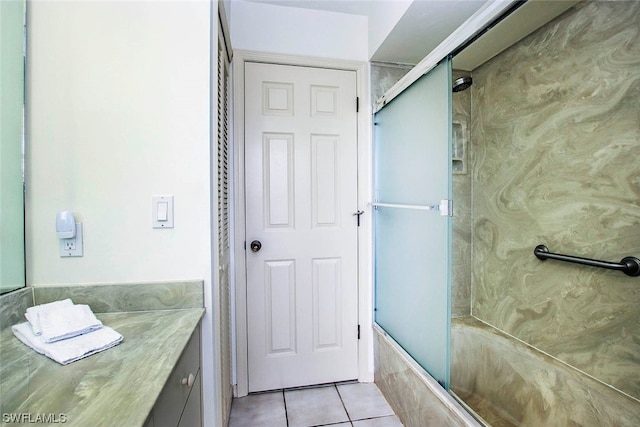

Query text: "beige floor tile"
[338, 382, 395, 421]
[285, 386, 350, 427]
[228, 392, 287, 427]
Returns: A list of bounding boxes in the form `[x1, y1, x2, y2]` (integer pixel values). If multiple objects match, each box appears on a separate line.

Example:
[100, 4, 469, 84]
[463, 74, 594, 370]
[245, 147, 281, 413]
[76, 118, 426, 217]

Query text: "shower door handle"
[371, 199, 453, 216]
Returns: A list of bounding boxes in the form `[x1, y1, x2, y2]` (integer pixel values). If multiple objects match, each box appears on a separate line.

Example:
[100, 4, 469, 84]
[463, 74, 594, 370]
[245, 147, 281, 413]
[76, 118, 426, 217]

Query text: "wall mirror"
[0, 0, 26, 294]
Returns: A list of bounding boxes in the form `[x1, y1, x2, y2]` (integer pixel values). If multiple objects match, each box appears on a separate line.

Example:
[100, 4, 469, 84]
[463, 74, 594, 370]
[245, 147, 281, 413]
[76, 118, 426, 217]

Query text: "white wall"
[26, 1, 218, 426]
[230, 1, 368, 61]
[26, 0, 211, 286]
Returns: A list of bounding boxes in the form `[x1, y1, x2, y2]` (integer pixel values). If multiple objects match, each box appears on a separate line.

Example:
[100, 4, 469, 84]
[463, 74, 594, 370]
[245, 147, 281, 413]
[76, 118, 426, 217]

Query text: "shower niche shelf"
[452, 118, 467, 174]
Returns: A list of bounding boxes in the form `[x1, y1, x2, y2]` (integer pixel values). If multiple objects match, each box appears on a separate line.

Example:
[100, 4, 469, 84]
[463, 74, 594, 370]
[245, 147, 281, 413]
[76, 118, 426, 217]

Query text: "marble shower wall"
[0, 288, 33, 331]
[370, 62, 413, 107]
[470, 1, 640, 400]
[451, 317, 640, 426]
[452, 71, 472, 317]
[374, 327, 479, 427]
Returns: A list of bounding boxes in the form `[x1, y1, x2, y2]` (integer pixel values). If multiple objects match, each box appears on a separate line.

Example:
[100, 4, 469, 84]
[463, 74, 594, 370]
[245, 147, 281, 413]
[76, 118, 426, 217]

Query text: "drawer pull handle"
[181, 373, 195, 388]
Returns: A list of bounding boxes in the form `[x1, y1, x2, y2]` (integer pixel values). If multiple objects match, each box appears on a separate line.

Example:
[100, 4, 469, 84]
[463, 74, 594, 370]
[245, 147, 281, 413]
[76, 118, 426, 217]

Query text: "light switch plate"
[152, 195, 174, 228]
[59, 223, 83, 257]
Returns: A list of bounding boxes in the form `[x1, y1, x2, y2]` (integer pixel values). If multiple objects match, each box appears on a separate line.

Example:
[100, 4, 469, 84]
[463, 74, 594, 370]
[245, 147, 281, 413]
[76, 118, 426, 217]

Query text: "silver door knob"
[250, 240, 262, 252]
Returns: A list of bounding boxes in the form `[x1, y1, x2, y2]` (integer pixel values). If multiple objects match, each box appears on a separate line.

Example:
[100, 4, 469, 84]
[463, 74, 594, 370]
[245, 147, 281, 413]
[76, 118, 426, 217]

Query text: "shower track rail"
[534, 245, 640, 277]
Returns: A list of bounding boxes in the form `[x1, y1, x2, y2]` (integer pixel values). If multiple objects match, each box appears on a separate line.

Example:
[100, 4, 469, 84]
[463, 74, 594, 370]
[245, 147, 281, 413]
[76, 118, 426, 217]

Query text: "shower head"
[452, 76, 472, 92]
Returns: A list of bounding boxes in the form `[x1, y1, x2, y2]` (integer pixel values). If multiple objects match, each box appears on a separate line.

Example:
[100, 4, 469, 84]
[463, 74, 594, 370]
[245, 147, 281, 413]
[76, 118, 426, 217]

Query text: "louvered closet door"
[244, 62, 359, 392]
[216, 35, 232, 420]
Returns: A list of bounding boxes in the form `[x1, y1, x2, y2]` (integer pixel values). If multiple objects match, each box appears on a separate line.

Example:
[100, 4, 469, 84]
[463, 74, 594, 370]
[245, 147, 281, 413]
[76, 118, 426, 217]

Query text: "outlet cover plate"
[59, 223, 83, 257]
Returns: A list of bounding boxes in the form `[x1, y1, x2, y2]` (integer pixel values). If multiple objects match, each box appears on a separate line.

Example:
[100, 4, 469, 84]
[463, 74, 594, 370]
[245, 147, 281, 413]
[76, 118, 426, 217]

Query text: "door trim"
[233, 50, 373, 397]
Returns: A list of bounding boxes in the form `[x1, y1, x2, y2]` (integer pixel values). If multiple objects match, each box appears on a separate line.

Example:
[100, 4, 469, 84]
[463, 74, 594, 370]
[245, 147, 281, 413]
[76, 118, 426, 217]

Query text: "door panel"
[245, 62, 358, 392]
[312, 257, 342, 350]
[311, 135, 340, 227]
[265, 260, 296, 355]
[263, 133, 294, 229]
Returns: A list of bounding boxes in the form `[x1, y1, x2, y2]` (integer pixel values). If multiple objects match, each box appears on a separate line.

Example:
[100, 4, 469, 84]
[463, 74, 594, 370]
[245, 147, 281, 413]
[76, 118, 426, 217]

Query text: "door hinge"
[243, 240, 246, 250]
[354, 210, 364, 227]
[357, 324, 361, 340]
[356, 97, 359, 113]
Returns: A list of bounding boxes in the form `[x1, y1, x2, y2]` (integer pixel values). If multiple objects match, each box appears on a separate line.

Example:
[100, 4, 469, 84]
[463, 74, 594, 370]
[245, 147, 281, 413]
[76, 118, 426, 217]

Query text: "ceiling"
[240, 0, 579, 67]
[243, 0, 489, 64]
[370, 0, 487, 64]
[240, 0, 391, 17]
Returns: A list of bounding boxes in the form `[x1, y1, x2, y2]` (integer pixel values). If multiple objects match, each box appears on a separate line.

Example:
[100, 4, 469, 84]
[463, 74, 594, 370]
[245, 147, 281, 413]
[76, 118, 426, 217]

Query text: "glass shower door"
[373, 60, 452, 388]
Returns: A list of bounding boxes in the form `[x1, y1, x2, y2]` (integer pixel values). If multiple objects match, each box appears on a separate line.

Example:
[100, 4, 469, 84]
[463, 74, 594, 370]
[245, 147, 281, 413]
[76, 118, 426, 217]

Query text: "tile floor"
[228, 382, 404, 427]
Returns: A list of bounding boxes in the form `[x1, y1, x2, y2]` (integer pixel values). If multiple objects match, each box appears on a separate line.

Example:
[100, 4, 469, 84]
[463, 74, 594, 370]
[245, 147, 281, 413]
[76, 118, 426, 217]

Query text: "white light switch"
[152, 196, 174, 228]
[157, 202, 169, 221]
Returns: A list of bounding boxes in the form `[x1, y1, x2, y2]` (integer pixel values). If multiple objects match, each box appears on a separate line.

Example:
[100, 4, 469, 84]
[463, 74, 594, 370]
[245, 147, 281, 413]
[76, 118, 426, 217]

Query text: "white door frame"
[233, 50, 373, 397]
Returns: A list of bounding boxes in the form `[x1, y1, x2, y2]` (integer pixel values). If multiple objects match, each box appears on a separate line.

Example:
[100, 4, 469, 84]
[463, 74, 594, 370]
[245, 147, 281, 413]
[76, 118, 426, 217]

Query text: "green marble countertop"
[0, 308, 204, 427]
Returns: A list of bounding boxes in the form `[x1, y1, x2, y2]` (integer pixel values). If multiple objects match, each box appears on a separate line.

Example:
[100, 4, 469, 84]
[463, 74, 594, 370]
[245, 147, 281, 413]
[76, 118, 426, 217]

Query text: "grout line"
[334, 383, 353, 423]
[308, 423, 353, 427]
[351, 415, 397, 422]
[283, 389, 289, 427]
[310, 423, 354, 427]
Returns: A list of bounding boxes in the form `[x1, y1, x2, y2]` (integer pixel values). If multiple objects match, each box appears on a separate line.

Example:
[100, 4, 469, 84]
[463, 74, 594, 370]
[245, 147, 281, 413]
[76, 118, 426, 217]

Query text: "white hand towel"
[12, 321, 123, 365]
[25, 298, 74, 335]
[38, 304, 104, 343]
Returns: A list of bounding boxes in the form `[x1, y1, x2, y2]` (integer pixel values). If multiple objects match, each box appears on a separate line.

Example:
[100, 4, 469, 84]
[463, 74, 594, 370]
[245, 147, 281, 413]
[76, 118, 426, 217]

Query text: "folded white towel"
[38, 304, 104, 343]
[12, 321, 123, 365]
[25, 298, 74, 335]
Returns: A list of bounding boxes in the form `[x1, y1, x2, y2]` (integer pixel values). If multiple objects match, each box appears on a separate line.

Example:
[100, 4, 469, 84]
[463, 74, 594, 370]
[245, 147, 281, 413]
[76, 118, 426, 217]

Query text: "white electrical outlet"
[60, 223, 83, 257]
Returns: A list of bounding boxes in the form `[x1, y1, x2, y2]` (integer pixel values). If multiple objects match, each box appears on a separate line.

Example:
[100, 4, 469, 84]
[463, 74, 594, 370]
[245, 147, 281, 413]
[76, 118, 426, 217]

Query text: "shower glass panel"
[373, 60, 452, 388]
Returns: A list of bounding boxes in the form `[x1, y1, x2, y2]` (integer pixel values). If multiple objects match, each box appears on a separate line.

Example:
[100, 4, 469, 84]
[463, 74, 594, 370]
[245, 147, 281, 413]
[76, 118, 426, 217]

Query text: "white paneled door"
[244, 62, 359, 392]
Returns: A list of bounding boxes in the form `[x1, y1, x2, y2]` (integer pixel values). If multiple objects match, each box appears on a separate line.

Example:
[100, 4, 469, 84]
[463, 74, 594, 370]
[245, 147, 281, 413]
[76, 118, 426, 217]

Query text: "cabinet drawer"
[153, 325, 201, 427]
[177, 369, 201, 427]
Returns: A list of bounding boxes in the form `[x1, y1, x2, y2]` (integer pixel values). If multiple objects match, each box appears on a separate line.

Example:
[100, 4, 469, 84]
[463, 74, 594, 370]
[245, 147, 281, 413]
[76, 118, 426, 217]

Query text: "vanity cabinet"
[1, 300, 204, 427]
[146, 324, 202, 427]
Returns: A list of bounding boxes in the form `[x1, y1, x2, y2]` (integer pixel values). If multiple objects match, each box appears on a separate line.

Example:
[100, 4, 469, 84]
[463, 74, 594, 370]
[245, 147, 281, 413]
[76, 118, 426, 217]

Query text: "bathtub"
[451, 317, 640, 426]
